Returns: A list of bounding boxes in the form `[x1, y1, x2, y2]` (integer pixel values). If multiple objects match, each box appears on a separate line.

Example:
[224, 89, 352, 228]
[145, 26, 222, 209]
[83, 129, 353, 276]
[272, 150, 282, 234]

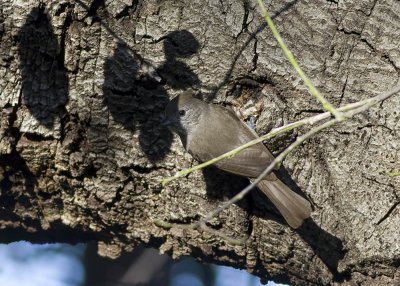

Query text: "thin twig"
[198, 221, 249, 245]
[158, 84, 400, 238]
[342, 85, 400, 117]
[385, 172, 400, 177]
[154, 219, 248, 245]
[161, 84, 400, 185]
[256, 0, 343, 119]
[196, 84, 400, 225]
[197, 119, 338, 224]
[161, 120, 303, 185]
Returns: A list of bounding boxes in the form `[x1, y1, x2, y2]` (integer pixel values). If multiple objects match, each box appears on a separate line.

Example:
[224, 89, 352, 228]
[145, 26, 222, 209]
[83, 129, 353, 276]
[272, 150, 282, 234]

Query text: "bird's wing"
[188, 105, 276, 179]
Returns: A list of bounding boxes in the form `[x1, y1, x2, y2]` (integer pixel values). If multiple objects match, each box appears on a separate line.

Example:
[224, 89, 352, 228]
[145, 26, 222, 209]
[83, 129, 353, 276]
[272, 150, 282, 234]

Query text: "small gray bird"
[164, 91, 311, 228]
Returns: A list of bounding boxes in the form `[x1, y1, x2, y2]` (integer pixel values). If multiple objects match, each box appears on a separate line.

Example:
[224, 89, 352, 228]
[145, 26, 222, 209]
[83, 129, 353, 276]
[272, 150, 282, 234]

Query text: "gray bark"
[0, 0, 399, 285]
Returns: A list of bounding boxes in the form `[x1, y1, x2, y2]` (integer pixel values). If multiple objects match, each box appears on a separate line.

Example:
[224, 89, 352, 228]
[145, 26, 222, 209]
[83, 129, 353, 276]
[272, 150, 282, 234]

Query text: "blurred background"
[0, 242, 285, 286]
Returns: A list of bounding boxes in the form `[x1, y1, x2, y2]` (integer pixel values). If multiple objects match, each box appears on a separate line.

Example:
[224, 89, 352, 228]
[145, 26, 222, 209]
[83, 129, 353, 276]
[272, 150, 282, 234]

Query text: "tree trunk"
[0, 0, 399, 285]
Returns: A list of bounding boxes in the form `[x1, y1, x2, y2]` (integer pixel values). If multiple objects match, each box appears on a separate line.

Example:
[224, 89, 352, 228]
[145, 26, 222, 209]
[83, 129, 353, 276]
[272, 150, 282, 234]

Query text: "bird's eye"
[179, 110, 186, 116]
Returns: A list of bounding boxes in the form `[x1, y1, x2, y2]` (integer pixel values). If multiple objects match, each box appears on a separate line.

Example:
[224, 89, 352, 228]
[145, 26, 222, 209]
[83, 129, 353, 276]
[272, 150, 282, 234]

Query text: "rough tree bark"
[0, 0, 399, 285]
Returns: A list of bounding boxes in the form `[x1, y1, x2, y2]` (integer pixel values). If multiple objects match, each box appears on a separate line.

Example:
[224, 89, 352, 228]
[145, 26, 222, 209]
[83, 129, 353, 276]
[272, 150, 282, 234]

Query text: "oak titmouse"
[164, 91, 311, 228]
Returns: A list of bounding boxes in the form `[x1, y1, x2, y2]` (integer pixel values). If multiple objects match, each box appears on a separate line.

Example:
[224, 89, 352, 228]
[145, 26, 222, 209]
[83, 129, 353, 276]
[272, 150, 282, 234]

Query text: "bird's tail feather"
[257, 179, 311, 228]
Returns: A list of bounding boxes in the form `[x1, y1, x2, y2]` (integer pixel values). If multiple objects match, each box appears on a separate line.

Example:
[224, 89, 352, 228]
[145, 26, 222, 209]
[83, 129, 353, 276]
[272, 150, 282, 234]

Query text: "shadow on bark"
[156, 30, 201, 89]
[103, 42, 173, 161]
[203, 165, 345, 276]
[103, 42, 140, 130]
[0, 152, 36, 206]
[18, 4, 69, 129]
[0, 151, 38, 233]
[202, 165, 251, 207]
[202, 165, 311, 226]
[297, 220, 346, 279]
[103, 30, 200, 161]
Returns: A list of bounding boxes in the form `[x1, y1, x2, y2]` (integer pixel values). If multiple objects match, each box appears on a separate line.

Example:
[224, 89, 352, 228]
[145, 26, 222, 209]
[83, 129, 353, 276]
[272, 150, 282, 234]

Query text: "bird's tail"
[256, 179, 312, 228]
